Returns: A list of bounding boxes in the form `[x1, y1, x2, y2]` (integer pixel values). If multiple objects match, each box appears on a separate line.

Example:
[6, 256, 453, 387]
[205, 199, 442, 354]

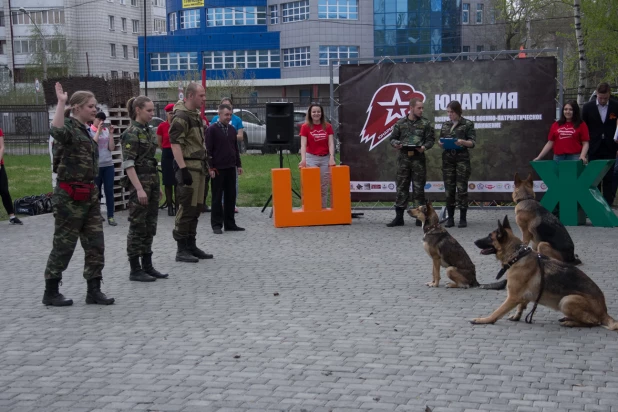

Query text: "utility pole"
[144, 0, 148, 95]
[20, 8, 47, 80]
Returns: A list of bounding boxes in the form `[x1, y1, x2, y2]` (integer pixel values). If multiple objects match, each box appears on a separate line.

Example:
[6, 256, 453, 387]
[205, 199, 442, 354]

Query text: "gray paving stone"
[1, 208, 618, 411]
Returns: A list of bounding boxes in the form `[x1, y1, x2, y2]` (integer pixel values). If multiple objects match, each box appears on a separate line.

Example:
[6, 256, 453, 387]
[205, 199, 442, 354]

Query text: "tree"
[579, 0, 618, 88]
[573, 0, 586, 104]
[167, 67, 256, 106]
[25, 25, 75, 82]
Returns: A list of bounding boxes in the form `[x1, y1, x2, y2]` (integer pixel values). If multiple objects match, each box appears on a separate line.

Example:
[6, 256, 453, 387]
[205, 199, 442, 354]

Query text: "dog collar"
[514, 196, 535, 204]
[423, 222, 441, 234]
[496, 245, 532, 279]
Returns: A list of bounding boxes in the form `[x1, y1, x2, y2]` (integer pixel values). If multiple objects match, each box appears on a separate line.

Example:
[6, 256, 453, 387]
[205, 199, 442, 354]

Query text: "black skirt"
[161, 148, 176, 186]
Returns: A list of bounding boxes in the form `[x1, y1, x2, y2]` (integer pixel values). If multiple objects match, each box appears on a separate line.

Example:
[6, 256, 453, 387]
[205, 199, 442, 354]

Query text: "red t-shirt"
[300, 123, 333, 156]
[0, 128, 4, 166]
[156, 121, 171, 149]
[547, 121, 590, 155]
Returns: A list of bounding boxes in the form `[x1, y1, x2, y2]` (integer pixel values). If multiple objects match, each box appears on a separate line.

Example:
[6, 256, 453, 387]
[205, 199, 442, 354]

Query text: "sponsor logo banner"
[350, 181, 547, 193]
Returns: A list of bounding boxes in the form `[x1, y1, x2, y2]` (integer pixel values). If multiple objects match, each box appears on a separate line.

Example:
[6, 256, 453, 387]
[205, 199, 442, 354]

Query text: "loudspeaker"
[266, 102, 294, 145]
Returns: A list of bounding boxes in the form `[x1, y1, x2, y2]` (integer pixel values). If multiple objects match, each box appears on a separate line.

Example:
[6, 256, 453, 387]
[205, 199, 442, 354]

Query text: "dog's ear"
[526, 173, 533, 182]
[502, 215, 511, 230]
[514, 172, 521, 186]
[497, 218, 503, 232]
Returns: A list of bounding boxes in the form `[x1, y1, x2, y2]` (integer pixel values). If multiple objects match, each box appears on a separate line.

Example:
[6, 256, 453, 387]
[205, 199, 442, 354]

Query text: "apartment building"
[0, 0, 166, 84]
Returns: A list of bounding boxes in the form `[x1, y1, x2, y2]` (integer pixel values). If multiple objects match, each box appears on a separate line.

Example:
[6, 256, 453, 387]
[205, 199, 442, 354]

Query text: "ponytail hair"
[126, 96, 152, 120]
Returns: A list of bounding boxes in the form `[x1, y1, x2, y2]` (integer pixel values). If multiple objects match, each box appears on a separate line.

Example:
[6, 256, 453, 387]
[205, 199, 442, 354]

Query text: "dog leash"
[496, 245, 532, 280]
[525, 254, 547, 324]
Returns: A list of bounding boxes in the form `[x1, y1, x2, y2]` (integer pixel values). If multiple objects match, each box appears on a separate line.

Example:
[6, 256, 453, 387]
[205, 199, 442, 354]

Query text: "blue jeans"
[95, 165, 115, 218]
[553, 154, 580, 162]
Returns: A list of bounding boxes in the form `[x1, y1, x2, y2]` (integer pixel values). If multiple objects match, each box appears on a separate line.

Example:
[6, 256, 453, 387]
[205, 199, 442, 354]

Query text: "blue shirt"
[212, 114, 243, 132]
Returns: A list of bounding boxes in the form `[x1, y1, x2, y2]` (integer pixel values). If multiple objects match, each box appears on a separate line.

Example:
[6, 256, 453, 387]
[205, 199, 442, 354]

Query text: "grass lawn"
[0, 153, 341, 220]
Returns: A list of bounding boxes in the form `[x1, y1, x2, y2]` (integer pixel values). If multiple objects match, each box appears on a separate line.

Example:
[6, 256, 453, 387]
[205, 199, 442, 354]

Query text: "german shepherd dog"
[481, 173, 581, 290]
[471, 216, 618, 330]
[408, 202, 479, 288]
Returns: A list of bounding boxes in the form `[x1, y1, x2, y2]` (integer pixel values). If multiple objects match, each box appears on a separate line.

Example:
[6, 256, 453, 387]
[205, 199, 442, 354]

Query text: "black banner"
[338, 57, 558, 201]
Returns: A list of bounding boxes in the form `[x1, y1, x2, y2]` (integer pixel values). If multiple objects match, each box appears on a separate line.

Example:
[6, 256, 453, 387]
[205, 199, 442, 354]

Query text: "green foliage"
[25, 25, 75, 81]
[581, 0, 618, 85]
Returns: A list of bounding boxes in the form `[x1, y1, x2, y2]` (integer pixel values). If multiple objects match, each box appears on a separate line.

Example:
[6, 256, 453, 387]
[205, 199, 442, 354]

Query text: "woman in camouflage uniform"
[439, 100, 476, 228]
[121, 96, 168, 282]
[44, 83, 115, 307]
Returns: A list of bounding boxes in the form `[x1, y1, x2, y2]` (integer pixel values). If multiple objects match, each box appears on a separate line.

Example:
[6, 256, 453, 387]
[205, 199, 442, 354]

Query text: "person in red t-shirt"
[156, 103, 176, 216]
[534, 100, 590, 163]
[0, 128, 22, 224]
[298, 104, 337, 208]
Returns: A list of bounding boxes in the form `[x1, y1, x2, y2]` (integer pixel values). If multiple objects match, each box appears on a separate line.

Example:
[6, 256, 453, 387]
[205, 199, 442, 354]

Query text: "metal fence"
[0, 105, 50, 155]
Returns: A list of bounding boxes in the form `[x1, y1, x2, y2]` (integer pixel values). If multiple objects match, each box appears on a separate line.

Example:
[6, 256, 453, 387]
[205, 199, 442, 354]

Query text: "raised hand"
[55, 82, 68, 104]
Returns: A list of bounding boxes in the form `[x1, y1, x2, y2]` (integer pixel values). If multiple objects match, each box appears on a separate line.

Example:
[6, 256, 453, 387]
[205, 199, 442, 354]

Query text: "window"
[0, 11, 4, 27]
[151, 52, 198, 71]
[476, 4, 484, 24]
[154, 18, 166, 33]
[133, 46, 138, 59]
[180, 9, 200, 29]
[123, 45, 128, 59]
[488, 7, 496, 24]
[318, 0, 358, 20]
[283, 46, 310, 67]
[203, 49, 280, 70]
[122, 71, 130, 78]
[134, 72, 140, 79]
[14, 10, 65, 25]
[462, 45, 470, 60]
[462, 3, 469, 24]
[169, 12, 177, 31]
[282, 1, 309, 23]
[13, 40, 31, 54]
[318, 45, 358, 66]
[0, 41, 5, 54]
[121, 18, 127, 32]
[490, 45, 497, 51]
[131, 0, 137, 6]
[109, 15, 115, 30]
[110, 43, 116, 58]
[269, 5, 279, 24]
[119, 0, 126, 5]
[153, 0, 164, 6]
[476, 45, 484, 52]
[132, 19, 140, 33]
[206, 7, 266, 26]
[111, 71, 118, 79]
[300, 89, 312, 105]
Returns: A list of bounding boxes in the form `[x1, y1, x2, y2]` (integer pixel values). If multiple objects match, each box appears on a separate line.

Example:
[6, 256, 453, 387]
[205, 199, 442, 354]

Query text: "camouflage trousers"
[127, 174, 160, 259]
[44, 185, 104, 280]
[442, 150, 471, 209]
[395, 152, 426, 209]
[173, 166, 205, 241]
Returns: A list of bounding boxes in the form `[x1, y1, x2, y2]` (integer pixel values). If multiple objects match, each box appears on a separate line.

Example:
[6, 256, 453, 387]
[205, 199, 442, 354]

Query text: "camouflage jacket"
[50, 118, 98, 183]
[389, 115, 435, 151]
[169, 100, 208, 171]
[121, 120, 158, 173]
[439, 117, 476, 149]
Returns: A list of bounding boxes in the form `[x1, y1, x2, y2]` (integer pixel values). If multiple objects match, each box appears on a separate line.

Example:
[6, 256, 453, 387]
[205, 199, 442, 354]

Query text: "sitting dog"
[471, 216, 617, 330]
[408, 202, 479, 288]
[481, 173, 581, 290]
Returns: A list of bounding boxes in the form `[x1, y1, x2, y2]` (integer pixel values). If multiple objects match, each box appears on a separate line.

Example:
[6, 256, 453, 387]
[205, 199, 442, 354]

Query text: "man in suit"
[582, 82, 618, 206]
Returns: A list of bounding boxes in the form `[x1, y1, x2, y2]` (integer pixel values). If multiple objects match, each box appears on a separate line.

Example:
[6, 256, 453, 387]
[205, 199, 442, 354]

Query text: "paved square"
[1, 208, 617, 412]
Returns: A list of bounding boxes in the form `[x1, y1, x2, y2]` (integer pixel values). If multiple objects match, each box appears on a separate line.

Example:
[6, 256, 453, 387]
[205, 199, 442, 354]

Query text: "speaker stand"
[261, 145, 301, 217]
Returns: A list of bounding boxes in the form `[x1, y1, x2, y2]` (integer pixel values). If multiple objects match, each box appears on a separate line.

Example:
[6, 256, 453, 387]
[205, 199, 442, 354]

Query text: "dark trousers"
[590, 153, 616, 206]
[94, 165, 115, 218]
[613, 158, 618, 202]
[211, 167, 236, 230]
[0, 165, 14, 215]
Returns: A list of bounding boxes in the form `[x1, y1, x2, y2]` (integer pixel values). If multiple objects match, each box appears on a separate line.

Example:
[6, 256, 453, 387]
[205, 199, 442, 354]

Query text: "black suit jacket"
[582, 100, 618, 158]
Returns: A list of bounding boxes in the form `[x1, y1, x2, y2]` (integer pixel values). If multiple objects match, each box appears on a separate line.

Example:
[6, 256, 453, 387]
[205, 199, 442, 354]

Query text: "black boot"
[85, 278, 115, 305]
[176, 239, 199, 263]
[42, 279, 73, 306]
[167, 204, 175, 216]
[445, 206, 455, 228]
[188, 238, 214, 259]
[386, 207, 405, 227]
[458, 208, 468, 228]
[129, 257, 156, 282]
[142, 253, 169, 279]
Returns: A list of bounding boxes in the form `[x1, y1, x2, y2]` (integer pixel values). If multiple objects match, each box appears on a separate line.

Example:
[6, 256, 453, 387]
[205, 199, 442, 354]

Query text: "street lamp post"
[19, 7, 47, 81]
